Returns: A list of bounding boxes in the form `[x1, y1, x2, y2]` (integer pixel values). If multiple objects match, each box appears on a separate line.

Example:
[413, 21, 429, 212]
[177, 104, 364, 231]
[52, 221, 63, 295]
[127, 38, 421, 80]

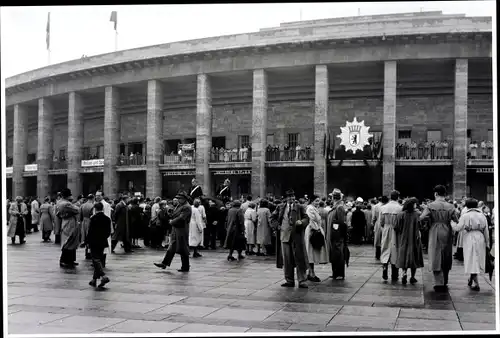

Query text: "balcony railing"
[51, 159, 67, 170]
[266, 148, 314, 162]
[327, 146, 380, 160]
[467, 145, 494, 159]
[161, 152, 196, 165]
[210, 148, 252, 163]
[117, 155, 146, 166]
[396, 143, 454, 160]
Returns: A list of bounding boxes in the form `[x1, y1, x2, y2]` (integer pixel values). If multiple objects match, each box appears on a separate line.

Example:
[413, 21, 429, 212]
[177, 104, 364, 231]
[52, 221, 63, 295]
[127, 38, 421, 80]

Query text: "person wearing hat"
[57, 188, 82, 268]
[379, 190, 403, 281]
[111, 194, 132, 253]
[350, 197, 367, 245]
[7, 196, 29, 245]
[271, 189, 310, 288]
[79, 194, 95, 259]
[154, 191, 192, 272]
[87, 201, 112, 288]
[325, 188, 349, 280]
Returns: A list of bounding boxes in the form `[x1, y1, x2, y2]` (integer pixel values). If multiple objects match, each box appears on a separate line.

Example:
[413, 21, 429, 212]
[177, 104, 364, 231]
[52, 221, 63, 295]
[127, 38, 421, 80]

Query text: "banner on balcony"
[476, 168, 494, 173]
[24, 164, 38, 172]
[81, 159, 104, 167]
[179, 143, 195, 151]
[213, 169, 251, 175]
[337, 117, 373, 154]
[163, 170, 195, 176]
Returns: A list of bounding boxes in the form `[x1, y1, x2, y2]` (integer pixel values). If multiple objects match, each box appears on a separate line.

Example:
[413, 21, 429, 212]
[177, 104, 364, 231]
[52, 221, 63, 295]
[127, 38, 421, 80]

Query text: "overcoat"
[57, 200, 81, 251]
[325, 200, 347, 266]
[7, 202, 28, 238]
[80, 201, 94, 244]
[271, 202, 309, 271]
[53, 199, 63, 235]
[394, 209, 424, 269]
[224, 206, 246, 251]
[169, 203, 192, 256]
[189, 206, 204, 247]
[31, 200, 40, 225]
[304, 204, 328, 264]
[39, 203, 54, 232]
[87, 212, 112, 252]
[372, 202, 383, 247]
[244, 208, 257, 245]
[451, 208, 490, 274]
[256, 207, 272, 246]
[420, 198, 458, 272]
[379, 201, 403, 265]
[112, 201, 129, 243]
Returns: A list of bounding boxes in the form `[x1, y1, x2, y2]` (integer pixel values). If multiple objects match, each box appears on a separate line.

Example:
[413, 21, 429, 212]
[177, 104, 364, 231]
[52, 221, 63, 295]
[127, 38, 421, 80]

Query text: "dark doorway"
[82, 173, 104, 195]
[328, 165, 382, 200]
[396, 166, 453, 201]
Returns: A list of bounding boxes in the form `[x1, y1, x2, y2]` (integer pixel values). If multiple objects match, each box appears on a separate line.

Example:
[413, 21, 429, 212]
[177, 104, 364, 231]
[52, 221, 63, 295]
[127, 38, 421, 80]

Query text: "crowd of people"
[6, 178, 495, 292]
[265, 144, 314, 161]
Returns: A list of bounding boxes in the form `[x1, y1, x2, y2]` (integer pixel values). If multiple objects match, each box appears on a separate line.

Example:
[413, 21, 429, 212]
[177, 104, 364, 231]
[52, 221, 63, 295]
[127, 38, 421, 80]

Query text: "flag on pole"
[110, 11, 118, 31]
[46, 12, 50, 50]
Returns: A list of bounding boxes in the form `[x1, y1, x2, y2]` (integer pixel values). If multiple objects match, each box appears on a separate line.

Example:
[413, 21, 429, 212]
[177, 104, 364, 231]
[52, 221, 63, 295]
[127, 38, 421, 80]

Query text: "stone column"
[453, 59, 468, 200]
[196, 74, 212, 196]
[37, 97, 54, 198]
[67, 92, 84, 197]
[104, 86, 120, 199]
[251, 69, 268, 198]
[314, 65, 329, 197]
[146, 80, 164, 198]
[13, 104, 28, 198]
[382, 61, 397, 196]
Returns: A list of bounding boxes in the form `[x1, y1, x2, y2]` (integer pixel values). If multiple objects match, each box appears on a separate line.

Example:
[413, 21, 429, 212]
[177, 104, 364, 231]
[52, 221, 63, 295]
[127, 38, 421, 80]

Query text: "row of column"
[11, 60, 469, 200]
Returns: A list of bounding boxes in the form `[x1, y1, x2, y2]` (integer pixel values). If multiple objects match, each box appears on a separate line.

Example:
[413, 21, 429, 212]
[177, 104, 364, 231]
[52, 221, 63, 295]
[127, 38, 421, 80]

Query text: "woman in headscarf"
[8, 196, 29, 244]
[256, 199, 272, 256]
[40, 196, 54, 242]
[394, 197, 424, 285]
[304, 195, 328, 282]
[244, 202, 257, 255]
[451, 198, 490, 291]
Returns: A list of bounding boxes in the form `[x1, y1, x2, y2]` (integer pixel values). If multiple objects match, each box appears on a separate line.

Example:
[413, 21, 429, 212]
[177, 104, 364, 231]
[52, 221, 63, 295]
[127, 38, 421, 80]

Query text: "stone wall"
[84, 118, 105, 145]
[53, 123, 68, 153]
[120, 112, 147, 143]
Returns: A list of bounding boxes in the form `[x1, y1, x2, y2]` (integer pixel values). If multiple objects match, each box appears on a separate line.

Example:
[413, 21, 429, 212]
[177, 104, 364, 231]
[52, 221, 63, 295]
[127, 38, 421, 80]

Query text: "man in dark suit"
[271, 189, 310, 288]
[111, 195, 132, 253]
[87, 202, 112, 288]
[189, 178, 203, 201]
[154, 192, 192, 272]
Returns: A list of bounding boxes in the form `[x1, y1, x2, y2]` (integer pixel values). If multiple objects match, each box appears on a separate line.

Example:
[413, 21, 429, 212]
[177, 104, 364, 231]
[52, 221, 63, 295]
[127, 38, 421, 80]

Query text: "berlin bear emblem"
[337, 117, 373, 154]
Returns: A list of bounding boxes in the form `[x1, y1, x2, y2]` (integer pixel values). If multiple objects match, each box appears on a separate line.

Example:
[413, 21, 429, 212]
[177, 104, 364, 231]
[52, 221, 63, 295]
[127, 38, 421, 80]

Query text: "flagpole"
[115, 30, 118, 51]
[48, 49, 51, 65]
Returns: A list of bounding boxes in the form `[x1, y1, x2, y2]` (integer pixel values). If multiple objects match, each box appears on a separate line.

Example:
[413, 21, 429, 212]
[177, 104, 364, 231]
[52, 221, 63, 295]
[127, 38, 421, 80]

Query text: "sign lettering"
[163, 171, 195, 176]
[213, 170, 251, 175]
[24, 164, 38, 172]
[476, 168, 494, 173]
[81, 159, 104, 167]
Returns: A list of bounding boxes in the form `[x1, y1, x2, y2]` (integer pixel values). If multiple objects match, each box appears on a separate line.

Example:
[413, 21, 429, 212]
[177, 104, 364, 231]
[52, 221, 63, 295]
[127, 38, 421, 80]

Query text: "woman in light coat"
[40, 197, 54, 242]
[451, 198, 490, 291]
[256, 199, 272, 256]
[304, 196, 328, 282]
[244, 203, 257, 255]
[189, 198, 204, 258]
[8, 196, 29, 244]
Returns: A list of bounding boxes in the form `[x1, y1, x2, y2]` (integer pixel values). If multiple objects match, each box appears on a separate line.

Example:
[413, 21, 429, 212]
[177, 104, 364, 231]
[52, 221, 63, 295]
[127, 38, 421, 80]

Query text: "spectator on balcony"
[480, 140, 487, 159]
[469, 141, 478, 159]
[487, 140, 493, 159]
[430, 141, 436, 160]
[443, 140, 449, 159]
[295, 144, 302, 161]
[136, 152, 142, 165]
[410, 140, 417, 159]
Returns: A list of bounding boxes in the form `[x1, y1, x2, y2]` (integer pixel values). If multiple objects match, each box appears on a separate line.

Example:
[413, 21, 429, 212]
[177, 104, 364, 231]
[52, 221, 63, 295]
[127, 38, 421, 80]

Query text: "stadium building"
[4, 11, 494, 204]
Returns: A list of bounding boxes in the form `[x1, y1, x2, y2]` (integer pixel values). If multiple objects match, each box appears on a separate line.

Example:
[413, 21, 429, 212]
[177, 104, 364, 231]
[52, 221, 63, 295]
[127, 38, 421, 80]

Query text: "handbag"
[309, 229, 325, 250]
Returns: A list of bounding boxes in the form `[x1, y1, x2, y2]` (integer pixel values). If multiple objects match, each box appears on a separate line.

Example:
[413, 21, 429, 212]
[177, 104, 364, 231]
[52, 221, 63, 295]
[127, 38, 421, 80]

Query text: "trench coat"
[31, 200, 40, 225]
[224, 206, 246, 251]
[394, 210, 424, 269]
[39, 203, 54, 232]
[420, 198, 458, 272]
[112, 201, 129, 243]
[7, 202, 28, 238]
[57, 199, 81, 251]
[169, 203, 192, 256]
[451, 208, 490, 274]
[189, 206, 204, 247]
[304, 204, 328, 264]
[53, 199, 63, 235]
[256, 207, 272, 246]
[80, 201, 94, 244]
[271, 202, 309, 271]
[456, 207, 468, 248]
[244, 208, 257, 245]
[379, 201, 403, 265]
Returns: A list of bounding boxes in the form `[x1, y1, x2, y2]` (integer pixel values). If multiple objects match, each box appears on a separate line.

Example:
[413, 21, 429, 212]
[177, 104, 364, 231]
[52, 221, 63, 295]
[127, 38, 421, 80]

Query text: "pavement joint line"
[393, 308, 402, 330]
[324, 305, 343, 327]
[346, 261, 381, 302]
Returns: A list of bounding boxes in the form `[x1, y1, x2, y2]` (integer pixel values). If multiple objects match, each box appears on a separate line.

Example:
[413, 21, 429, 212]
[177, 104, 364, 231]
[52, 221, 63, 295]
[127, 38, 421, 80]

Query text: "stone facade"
[382, 61, 397, 196]
[103, 86, 120, 199]
[37, 98, 54, 199]
[453, 59, 468, 200]
[195, 74, 212, 196]
[146, 80, 163, 198]
[314, 65, 329, 197]
[67, 92, 84, 197]
[251, 69, 268, 198]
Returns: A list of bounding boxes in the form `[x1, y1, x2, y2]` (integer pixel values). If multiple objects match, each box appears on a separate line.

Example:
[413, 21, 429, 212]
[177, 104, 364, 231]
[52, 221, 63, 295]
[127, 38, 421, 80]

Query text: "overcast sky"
[0, 1, 495, 78]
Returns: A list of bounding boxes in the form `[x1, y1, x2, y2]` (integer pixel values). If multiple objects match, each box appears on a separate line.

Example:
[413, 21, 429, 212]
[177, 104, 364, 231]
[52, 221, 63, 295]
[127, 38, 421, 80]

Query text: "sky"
[0, 1, 496, 78]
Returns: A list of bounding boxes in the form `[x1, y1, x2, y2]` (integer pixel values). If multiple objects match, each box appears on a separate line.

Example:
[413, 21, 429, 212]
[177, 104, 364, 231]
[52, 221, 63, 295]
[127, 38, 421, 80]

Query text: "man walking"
[111, 195, 132, 253]
[380, 190, 403, 281]
[87, 202, 112, 288]
[57, 189, 81, 268]
[420, 185, 458, 292]
[154, 192, 192, 272]
[272, 189, 310, 288]
[80, 194, 95, 259]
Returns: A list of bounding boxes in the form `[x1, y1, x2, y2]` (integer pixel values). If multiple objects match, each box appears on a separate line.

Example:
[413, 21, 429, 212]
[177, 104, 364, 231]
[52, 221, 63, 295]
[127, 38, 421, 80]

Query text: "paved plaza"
[6, 234, 497, 334]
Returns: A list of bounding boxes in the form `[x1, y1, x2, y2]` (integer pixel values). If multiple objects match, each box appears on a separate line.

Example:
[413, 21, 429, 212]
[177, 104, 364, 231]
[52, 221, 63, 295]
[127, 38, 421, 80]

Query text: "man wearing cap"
[379, 190, 403, 281]
[154, 191, 192, 272]
[57, 188, 82, 268]
[271, 189, 310, 288]
[325, 188, 348, 279]
[80, 194, 95, 259]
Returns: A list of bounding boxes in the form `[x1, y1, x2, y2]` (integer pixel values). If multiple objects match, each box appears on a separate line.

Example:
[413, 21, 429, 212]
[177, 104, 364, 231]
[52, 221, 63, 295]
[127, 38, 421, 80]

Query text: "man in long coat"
[57, 188, 81, 268]
[111, 195, 132, 253]
[325, 189, 348, 279]
[379, 190, 403, 281]
[31, 197, 40, 233]
[154, 192, 192, 272]
[420, 185, 459, 292]
[8, 196, 29, 244]
[80, 194, 95, 259]
[189, 178, 203, 201]
[271, 189, 309, 288]
[372, 196, 386, 260]
[53, 192, 63, 244]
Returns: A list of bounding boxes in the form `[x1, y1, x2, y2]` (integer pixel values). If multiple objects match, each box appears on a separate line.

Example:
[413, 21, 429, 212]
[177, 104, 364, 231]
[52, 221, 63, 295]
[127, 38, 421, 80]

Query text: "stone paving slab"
[6, 234, 497, 334]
